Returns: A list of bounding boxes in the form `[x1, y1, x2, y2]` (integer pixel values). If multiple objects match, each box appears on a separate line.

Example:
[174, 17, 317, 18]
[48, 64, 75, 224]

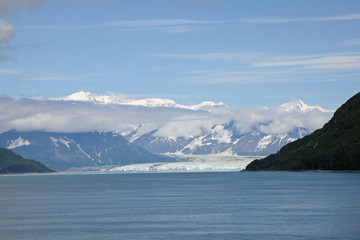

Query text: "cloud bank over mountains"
[0, 91, 333, 138]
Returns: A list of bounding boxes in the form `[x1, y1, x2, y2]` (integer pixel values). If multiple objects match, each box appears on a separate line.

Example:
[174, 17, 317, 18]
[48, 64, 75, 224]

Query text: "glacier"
[108, 154, 260, 173]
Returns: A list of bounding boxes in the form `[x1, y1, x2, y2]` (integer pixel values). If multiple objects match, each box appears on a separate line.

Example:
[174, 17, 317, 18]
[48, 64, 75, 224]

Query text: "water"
[1, 172, 360, 240]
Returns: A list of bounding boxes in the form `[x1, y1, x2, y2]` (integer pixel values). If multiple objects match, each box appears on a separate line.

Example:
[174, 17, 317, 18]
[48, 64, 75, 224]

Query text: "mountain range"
[0, 91, 334, 171]
[59, 91, 228, 109]
[0, 131, 172, 171]
[125, 122, 310, 156]
[61, 91, 332, 156]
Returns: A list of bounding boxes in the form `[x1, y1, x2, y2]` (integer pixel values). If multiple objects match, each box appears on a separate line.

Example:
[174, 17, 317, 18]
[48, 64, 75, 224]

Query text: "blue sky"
[0, 0, 359, 109]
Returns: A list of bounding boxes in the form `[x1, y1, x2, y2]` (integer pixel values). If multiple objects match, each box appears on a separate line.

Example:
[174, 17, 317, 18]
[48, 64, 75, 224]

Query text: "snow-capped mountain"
[52, 92, 334, 157]
[123, 121, 310, 156]
[0, 91, 334, 171]
[0, 130, 173, 171]
[59, 91, 227, 110]
[279, 99, 332, 113]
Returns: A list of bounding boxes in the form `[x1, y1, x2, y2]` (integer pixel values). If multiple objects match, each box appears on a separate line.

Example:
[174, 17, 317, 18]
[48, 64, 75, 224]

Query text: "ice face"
[109, 154, 259, 173]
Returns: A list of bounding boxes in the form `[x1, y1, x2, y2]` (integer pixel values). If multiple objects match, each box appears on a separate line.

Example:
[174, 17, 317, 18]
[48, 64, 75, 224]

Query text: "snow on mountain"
[7, 136, 30, 149]
[279, 99, 332, 113]
[61, 91, 130, 105]
[0, 131, 173, 171]
[59, 91, 227, 110]
[126, 120, 312, 157]
[255, 135, 274, 151]
[50, 137, 71, 149]
[189, 101, 228, 110]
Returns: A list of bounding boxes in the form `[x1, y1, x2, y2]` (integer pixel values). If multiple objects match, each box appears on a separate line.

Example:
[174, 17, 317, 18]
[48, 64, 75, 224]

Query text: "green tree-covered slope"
[0, 148, 54, 174]
[246, 92, 360, 171]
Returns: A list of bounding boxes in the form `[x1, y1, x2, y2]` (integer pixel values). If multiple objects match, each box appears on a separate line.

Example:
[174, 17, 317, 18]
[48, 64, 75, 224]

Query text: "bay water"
[1, 172, 360, 240]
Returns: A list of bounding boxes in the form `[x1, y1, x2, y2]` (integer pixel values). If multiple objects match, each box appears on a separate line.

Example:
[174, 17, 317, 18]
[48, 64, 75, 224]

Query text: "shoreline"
[242, 169, 360, 173]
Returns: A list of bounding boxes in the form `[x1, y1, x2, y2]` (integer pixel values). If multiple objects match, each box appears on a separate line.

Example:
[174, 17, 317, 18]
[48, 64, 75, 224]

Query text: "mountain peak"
[190, 101, 227, 110]
[278, 99, 331, 113]
[62, 91, 92, 101]
[60, 91, 130, 105]
[59, 91, 229, 109]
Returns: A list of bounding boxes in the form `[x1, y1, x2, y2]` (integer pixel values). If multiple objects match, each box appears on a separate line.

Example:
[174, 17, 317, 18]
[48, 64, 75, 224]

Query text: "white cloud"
[22, 18, 217, 33]
[0, 20, 14, 44]
[254, 53, 360, 69]
[0, 93, 334, 138]
[155, 115, 227, 138]
[231, 105, 332, 135]
[244, 13, 360, 24]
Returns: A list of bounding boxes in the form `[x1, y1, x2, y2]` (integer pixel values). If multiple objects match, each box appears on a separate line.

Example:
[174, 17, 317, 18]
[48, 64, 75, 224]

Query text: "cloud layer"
[0, 20, 14, 43]
[0, 93, 334, 138]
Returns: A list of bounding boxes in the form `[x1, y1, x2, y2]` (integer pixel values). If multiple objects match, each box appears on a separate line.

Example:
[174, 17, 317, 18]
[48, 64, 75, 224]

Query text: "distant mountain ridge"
[126, 122, 310, 156]
[61, 91, 329, 156]
[0, 131, 173, 171]
[59, 91, 227, 110]
[52, 91, 332, 157]
[246, 92, 360, 171]
[60, 91, 332, 113]
[0, 92, 335, 171]
[0, 126, 309, 171]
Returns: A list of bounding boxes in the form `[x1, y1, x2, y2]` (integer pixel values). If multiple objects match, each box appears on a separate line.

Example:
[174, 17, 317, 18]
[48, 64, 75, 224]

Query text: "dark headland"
[0, 148, 54, 174]
[245, 92, 360, 171]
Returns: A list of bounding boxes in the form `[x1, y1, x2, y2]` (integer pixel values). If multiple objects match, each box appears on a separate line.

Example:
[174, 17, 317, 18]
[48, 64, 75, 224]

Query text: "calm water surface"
[1, 172, 360, 240]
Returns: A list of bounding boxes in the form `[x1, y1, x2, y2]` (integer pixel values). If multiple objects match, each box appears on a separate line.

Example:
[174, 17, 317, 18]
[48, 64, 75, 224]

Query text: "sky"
[0, 0, 359, 109]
